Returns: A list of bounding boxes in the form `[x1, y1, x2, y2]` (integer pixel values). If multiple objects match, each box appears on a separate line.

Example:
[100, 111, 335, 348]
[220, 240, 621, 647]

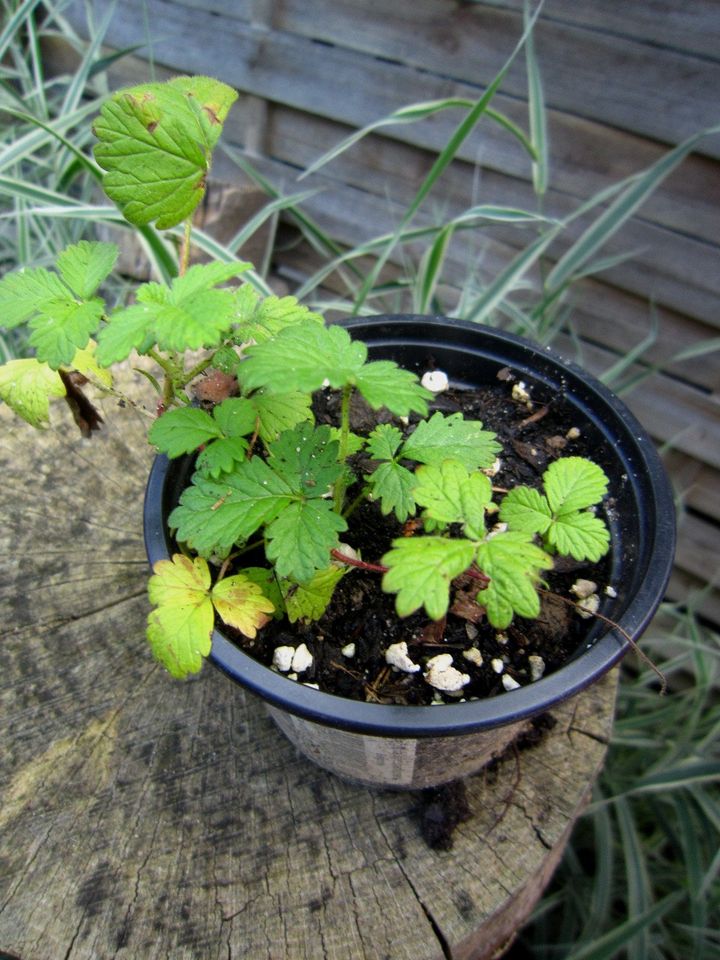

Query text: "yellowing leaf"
[70, 341, 113, 388]
[285, 564, 346, 623]
[211, 572, 275, 637]
[0, 358, 66, 428]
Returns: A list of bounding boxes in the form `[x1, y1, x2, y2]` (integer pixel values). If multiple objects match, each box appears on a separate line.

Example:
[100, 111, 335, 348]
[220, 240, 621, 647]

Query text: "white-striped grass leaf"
[225, 188, 321, 255]
[524, 0, 548, 198]
[563, 892, 683, 960]
[0, 0, 43, 64]
[0, 101, 102, 174]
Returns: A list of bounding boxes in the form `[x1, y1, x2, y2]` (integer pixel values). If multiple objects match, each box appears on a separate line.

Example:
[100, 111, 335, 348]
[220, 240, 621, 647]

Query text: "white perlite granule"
[421, 369, 449, 393]
[424, 654, 470, 692]
[291, 643, 314, 673]
[272, 646, 295, 672]
[385, 641, 421, 674]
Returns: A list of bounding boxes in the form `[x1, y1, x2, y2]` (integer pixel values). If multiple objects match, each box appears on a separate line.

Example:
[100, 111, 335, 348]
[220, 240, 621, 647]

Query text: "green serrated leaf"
[195, 436, 249, 477]
[499, 485, 552, 535]
[212, 397, 257, 437]
[413, 459, 491, 538]
[401, 412, 500, 469]
[148, 406, 223, 457]
[95, 304, 155, 365]
[285, 564, 346, 623]
[367, 461, 417, 522]
[151, 289, 238, 353]
[170, 457, 294, 556]
[0, 358, 66, 427]
[235, 292, 324, 343]
[211, 572, 275, 636]
[56, 241, 119, 299]
[247, 388, 313, 443]
[29, 298, 106, 369]
[353, 360, 431, 417]
[382, 536, 476, 620]
[548, 510, 611, 562]
[0, 266, 69, 329]
[170, 261, 250, 301]
[266, 500, 347, 582]
[267, 424, 343, 495]
[239, 320, 367, 393]
[328, 427, 365, 455]
[146, 554, 214, 678]
[544, 457, 609, 514]
[475, 531, 552, 628]
[94, 76, 238, 229]
[366, 423, 404, 461]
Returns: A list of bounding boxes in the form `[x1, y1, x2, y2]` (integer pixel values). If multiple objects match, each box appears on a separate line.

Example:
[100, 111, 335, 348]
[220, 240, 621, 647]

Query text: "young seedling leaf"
[328, 427, 365, 456]
[366, 423, 404, 461]
[148, 407, 223, 457]
[28, 298, 105, 368]
[146, 554, 214, 678]
[170, 261, 250, 301]
[401, 412, 500, 469]
[0, 358, 66, 427]
[212, 396, 258, 438]
[547, 510, 611, 562]
[170, 457, 294, 556]
[56, 241, 119, 299]
[474, 531, 552, 628]
[413, 459, 491, 538]
[367, 461, 417, 521]
[211, 572, 275, 636]
[93, 76, 238, 229]
[544, 456, 609, 514]
[234, 291, 324, 343]
[285, 564, 346, 623]
[382, 536, 476, 620]
[246, 388, 313, 443]
[265, 500, 348, 582]
[499, 485, 552, 535]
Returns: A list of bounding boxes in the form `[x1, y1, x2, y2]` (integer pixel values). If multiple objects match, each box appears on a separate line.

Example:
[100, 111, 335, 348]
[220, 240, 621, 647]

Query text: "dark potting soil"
[224, 370, 615, 708]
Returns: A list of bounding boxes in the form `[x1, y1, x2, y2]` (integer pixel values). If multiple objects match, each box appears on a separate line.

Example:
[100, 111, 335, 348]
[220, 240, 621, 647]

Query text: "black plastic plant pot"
[143, 316, 676, 789]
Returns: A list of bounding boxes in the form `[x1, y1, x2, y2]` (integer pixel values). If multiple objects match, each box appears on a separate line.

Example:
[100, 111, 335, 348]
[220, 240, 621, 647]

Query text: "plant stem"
[179, 217, 192, 277]
[333, 383, 353, 512]
[331, 549, 388, 574]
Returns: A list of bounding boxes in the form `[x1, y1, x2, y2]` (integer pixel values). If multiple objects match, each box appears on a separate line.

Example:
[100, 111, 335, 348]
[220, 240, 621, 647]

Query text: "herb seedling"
[0, 75, 612, 683]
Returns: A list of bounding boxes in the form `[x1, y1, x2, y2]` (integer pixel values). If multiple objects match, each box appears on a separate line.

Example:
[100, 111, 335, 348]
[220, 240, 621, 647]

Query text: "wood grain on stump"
[0, 385, 618, 960]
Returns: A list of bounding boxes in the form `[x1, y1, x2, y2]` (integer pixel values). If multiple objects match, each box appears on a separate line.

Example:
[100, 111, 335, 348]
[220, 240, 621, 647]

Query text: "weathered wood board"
[0, 390, 618, 960]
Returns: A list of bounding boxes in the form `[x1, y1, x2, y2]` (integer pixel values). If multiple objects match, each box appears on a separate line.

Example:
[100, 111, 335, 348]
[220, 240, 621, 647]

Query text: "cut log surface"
[0, 384, 618, 960]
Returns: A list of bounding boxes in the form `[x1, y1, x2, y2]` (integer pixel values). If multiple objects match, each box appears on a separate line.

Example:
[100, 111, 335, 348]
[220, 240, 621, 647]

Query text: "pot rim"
[144, 316, 676, 738]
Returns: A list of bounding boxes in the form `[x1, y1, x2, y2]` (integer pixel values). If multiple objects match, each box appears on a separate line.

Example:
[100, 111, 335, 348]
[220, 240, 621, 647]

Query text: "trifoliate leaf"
[170, 457, 294, 556]
[235, 291, 324, 343]
[474, 531, 552, 628]
[29, 298, 106, 369]
[0, 358, 65, 427]
[354, 360, 431, 417]
[267, 424, 343, 495]
[265, 500, 347, 582]
[196, 436, 249, 477]
[211, 572, 275, 636]
[93, 76, 238, 229]
[366, 423, 404, 462]
[239, 320, 367, 394]
[148, 407, 223, 457]
[56, 241, 118, 299]
[413, 459, 492, 538]
[382, 536, 476, 620]
[547, 510, 611, 562]
[544, 457, 609, 515]
[499, 486, 552, 535]
[285, 564, 346, 623]
[401, 411, 500, 469]
[146, 554, 214, 678]
[367, 461, 416, 522]
[246, 388, 313, 443]
[0, 266, 68, 328]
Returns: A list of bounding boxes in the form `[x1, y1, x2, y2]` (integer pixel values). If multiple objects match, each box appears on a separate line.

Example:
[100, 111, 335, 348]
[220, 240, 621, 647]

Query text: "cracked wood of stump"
[0, 376, 618, 960]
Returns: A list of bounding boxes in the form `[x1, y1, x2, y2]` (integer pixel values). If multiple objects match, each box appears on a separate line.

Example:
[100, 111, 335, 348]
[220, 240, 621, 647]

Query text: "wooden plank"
[667, 569, 720, 627]
[238, 0, 720, 154]
[674, 511, 720, 586]
[483, 0, 720, 61]
[663, 453, 720, 522]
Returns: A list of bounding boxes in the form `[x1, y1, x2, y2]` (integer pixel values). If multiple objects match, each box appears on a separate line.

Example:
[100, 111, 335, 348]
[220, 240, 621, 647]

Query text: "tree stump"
[0, 386, 618, 960]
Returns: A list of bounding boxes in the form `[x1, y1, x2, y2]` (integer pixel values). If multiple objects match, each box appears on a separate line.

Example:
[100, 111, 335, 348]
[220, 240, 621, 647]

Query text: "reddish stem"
[331, 549, 389, 574]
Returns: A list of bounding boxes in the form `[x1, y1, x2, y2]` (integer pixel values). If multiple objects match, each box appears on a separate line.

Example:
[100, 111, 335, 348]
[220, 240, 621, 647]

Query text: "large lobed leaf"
[94, 76, 238, 229]
[0, 358, 66, 427]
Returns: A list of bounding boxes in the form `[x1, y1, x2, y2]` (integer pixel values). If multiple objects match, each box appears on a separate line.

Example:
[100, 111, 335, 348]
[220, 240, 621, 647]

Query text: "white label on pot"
[272, 710, 417, 787]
